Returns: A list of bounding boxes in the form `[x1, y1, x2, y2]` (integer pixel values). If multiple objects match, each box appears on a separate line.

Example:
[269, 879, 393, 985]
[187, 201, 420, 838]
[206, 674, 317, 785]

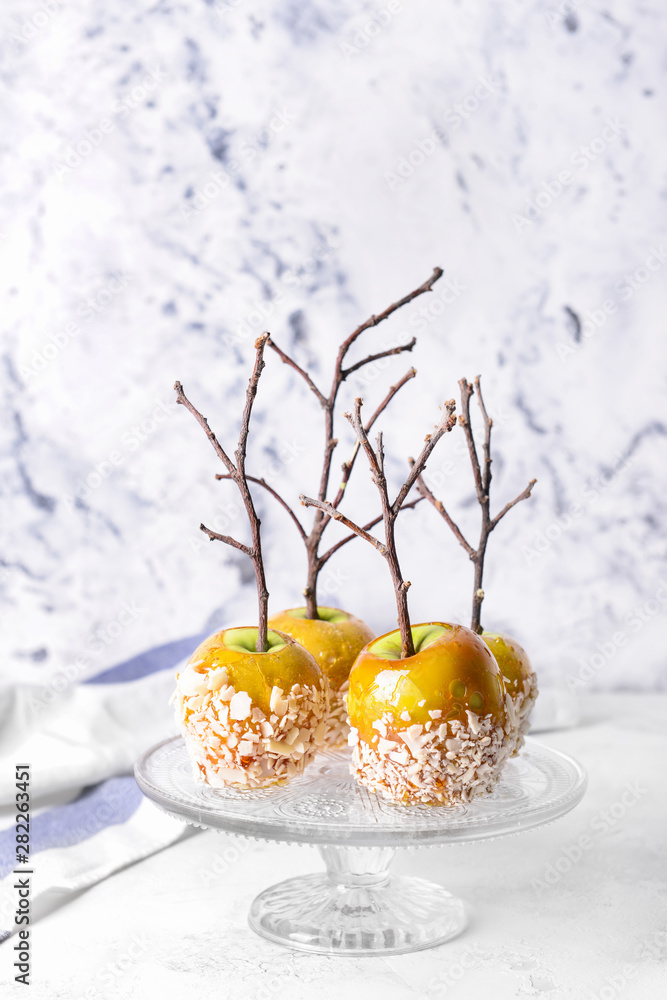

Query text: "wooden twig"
[392, 402, 458, 515]
[318, 497, 424, 566]
[174, 334, 271, 651]
[173, 383, 236, 477]
[491, 479, 537, 529]
[265, 335, 326, 407]
[298, 496, 385, 552]
[474, 374, 493, 498]
[263, 268, 443, 618]
[340, 338, 416, 379]
[303, 395, 456, 658]
[419, 376, 537, 633]
[199, 524, 252, 555]
[412, 469, 474, 557]
[457, 378, 484, 504]
[216, 473, 307, 540]
[335, 267, 443, 367]
[330, 368, 417, 509]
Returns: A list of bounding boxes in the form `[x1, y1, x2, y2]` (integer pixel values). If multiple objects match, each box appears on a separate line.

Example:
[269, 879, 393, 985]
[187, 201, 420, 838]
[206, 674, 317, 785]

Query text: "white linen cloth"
[0, 634, 206, 941]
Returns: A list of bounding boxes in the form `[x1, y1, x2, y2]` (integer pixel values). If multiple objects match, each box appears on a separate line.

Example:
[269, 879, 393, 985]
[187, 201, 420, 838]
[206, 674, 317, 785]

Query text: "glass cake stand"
[135, 736, 586, 956]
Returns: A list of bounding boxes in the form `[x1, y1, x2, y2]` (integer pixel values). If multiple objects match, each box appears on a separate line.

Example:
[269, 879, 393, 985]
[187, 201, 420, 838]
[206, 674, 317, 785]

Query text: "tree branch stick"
[174, 381, 236, 477]
[343, 395, 457, 658]
[458, 378, 484, 505]
[419, 375, 536, 634]
[336, 267, 443, 369]
[236, 334, 269, 473]
[175, 335, 271, 651]
[318, 497, 423, 566]
[199, 524, 252, 555]
[412, 468, 475, 558]
[299, 495, 386, 552]
[346, 401, 414, 656]
[266, 335, 326, 407]
[392, 399, 457, 515]
[345, 397, 384, 482]
[340, 338, 416, 379]
[330, 367, 416, 509]
[216, 473, 307, 540]
[264, 269, 442, 619]
[491, 479, 537, 529]
[474, 375, 493, 498]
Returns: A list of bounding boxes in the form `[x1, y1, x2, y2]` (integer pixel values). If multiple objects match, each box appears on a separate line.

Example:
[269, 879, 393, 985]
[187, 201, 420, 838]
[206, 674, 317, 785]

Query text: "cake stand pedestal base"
[248, 845, 467, 955]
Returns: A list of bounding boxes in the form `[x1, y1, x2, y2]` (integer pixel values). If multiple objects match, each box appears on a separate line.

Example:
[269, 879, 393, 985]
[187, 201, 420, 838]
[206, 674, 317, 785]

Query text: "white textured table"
[2, 693, 666, 999]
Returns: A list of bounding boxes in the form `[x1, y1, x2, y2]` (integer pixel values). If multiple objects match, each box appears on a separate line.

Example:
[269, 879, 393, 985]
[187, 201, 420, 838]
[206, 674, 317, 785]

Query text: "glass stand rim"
[135, 736, 587, 848]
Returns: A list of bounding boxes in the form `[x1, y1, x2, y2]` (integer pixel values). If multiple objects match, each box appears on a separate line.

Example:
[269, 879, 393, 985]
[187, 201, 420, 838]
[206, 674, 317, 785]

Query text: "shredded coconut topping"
[508, 670, 539, 755]
[319, 679, 350, 749]
[348, 710, 515, 806]
[173, 668, 329, 789]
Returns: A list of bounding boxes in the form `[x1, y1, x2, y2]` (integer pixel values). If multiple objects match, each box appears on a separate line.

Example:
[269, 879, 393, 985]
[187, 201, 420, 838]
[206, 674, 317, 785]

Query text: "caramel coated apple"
[481, 631, 538, 750]
[268, 606, 375, 747]
[346, 622, 516, 805]
[173, 626, 328, 789]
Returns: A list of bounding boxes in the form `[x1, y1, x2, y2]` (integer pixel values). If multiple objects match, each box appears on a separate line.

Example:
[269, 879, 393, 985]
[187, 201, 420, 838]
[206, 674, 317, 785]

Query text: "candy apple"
[173, 626, 328, 789]
[210, 275, 445, 758]
[346, 622, 514, 804]
[481, 631, 537, 749]
[173, 336, 328, 790]
[302, 395, 518, 804]
[268, 606, 375, 746]
[218, 272, 443, 750]
[413, 375, 539, 752]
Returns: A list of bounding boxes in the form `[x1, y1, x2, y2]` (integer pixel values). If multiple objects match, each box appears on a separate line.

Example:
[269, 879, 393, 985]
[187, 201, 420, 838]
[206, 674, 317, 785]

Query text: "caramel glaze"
[268, 608, 375, 691]
[185, 628, 323, 719]
[347, 622, 507, 746]
[481, 631, 534, 701]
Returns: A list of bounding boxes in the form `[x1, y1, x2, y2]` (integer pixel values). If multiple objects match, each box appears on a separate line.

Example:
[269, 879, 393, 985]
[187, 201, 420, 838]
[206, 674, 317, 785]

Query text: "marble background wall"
[2, 0, 665, 690]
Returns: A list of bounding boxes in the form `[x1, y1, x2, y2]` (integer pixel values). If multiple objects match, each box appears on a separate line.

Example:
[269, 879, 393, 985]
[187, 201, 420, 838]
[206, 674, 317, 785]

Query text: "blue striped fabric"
[0, 776, 142, 880]
[84, 632, 207, 685]
[0, 633, 206, 943]
[1, 632, 205, 875]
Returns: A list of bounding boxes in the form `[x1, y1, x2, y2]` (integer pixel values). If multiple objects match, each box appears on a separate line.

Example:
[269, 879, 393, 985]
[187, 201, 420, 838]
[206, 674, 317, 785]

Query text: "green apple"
[481, 631, 538, 744]
[173, 626, 328, 789]
[268, 606, 375, 747]
[346, 622, 515, 805]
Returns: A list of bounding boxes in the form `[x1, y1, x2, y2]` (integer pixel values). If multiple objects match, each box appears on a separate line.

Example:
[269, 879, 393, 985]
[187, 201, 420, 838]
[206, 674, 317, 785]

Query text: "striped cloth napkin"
[0, 633, 207, 942]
